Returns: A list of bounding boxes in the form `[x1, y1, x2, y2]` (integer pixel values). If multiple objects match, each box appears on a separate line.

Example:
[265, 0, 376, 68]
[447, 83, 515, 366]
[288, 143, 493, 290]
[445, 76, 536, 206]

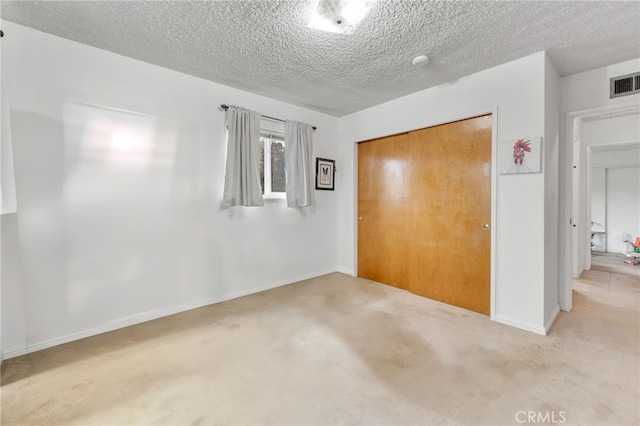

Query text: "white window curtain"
[222, 105, 264, 207]
[285, 120, 315, 208]
[1, 73, 17, 215]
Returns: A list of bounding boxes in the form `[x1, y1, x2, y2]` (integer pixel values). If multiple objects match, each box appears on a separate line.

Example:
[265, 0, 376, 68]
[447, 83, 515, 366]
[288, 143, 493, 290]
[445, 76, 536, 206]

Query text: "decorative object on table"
[500, 136, 542, 174]
[315, 158, 335, 190]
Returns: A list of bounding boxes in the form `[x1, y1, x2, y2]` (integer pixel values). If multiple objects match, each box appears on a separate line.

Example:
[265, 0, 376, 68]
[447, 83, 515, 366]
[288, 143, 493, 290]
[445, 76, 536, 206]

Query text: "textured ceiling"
[2, 1, 639, 117]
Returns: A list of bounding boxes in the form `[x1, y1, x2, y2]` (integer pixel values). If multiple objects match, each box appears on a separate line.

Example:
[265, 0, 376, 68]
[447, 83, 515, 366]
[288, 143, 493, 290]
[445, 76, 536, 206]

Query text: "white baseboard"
[3, 344, 27, 359]
[544, 303, 561, 333]
[335, 266, 355, 276]
[2, 268, 340, 360]
[495, 314, 547, 336]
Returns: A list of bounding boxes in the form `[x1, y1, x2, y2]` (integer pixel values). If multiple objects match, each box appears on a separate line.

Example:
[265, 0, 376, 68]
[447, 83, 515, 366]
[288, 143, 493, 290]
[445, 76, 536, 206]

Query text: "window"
[259, 132, 286, 200]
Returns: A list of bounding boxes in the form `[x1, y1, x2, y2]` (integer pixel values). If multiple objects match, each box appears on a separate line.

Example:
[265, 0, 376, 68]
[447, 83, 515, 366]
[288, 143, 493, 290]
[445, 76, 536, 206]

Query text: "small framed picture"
[316, 158, 335, 190]
[500, 137, 542, 174]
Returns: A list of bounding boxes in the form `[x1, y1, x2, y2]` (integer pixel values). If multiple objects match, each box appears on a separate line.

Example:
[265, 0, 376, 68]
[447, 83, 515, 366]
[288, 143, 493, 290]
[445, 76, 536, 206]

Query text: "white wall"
[562, 59, 640, 113]
[1, 21, 340, 358]
[1, 213, 24, 354]
[0, 213, 2, 364]
[590, 148, 640, 254]
[560, 58, 640, 309]
[590, 146, 640, 253]
[606, 166, 640, 252]
[1, 28, 3, 364]
[338, 51, 558, 334]
[543, 55, 561, 329]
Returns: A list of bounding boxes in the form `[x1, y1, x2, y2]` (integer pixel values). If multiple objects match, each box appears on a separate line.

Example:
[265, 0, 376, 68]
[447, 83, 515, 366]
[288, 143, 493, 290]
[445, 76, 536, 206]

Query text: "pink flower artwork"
[513, 139, 531, 166]
[501, 137, 542, 174]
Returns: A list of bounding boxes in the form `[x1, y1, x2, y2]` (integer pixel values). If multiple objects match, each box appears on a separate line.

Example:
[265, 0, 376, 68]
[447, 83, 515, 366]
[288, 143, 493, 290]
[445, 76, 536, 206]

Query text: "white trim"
[594, 162, 640, 170]
[489, 107, 499, 321]
[352, 141, 359, 276]
[335, 266, 355, 276]
[2, 268, 340, 360]
[352, 106, 499, 321]
[261, 134, 286, 199]
[2, 345, 27, 360]
[495, 314, 547, 336]
[263, 195, 286, 203]
[544, 303, 561, 334]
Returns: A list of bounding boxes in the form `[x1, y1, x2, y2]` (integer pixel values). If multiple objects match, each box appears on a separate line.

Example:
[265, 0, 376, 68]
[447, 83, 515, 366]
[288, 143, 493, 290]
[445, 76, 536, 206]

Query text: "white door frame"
[563, 101, 640, 311]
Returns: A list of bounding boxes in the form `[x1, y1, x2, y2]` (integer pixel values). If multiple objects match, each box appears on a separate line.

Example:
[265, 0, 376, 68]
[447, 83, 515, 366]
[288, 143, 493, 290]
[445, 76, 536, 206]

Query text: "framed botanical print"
[315, 158, 335, 190]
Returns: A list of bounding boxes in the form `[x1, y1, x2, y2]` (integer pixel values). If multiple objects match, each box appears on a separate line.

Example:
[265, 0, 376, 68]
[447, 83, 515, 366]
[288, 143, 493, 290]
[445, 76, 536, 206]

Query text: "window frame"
[260, 131, 287, 202]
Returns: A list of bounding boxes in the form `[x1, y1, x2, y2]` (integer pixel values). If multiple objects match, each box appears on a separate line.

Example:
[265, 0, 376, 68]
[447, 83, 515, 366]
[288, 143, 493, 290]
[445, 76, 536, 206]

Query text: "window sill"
[264, 196, 286, 203]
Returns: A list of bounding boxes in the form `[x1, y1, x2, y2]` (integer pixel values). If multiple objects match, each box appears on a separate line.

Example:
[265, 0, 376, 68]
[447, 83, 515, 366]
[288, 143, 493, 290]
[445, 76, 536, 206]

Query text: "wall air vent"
[610, 72, 640, 98]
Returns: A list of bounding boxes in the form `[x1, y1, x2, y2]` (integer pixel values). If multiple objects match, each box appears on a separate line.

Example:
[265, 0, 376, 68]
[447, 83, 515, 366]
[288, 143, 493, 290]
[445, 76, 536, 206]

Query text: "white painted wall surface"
[543, 55, 561, 329]
[1, 213, 24, 353]
[1, 21, 340, 357]
[590, 147, 640, 254]
[559, 58, 640, 309]
[0, 212, 2, 364]
[1, 30, 3, 363]
[561, 59, 640, 113]
[338, 52, 554, 334]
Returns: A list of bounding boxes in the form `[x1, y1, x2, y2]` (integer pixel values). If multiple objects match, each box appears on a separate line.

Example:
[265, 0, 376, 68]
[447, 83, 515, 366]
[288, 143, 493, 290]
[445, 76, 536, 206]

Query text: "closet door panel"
[357, 133, 410, 289]
[357, 115, 492, 315]
[407, 115, 492, 314]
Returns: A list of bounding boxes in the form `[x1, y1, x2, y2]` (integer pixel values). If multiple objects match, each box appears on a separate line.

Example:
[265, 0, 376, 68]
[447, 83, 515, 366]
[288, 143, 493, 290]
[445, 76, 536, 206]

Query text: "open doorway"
[571, 108, 640, 279]
[589, 142, 640, 277]
[559, 101, 640, 320]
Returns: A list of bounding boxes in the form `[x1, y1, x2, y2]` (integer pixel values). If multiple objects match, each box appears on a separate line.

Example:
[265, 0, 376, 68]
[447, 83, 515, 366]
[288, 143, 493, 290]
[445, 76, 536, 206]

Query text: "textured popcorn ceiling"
[2, 1, 639, 116]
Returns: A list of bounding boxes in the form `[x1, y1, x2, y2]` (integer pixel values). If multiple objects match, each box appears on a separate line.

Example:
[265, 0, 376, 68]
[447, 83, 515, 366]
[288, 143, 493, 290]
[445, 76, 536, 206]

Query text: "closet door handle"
[482, 224, 490, 230]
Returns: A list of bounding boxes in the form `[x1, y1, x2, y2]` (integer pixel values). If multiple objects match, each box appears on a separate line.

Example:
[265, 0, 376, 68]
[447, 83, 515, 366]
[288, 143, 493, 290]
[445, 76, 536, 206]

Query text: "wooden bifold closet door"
[357, 115, 492, 315]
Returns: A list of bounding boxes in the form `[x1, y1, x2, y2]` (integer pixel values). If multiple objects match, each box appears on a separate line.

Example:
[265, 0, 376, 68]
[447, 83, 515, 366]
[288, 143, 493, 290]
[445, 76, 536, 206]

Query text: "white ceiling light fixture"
[412, 55, 430, 67]
[308, 0, 375, 34]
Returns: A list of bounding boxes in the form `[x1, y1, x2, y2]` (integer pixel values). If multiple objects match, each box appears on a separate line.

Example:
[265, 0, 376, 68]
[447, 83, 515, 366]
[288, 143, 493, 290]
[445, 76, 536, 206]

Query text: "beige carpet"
[1, 272, 638, 425]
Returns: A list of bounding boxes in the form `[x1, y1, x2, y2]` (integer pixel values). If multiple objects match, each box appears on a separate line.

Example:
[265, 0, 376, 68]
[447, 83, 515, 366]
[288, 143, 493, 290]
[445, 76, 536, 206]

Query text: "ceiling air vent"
[610, 72, 640, 98]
